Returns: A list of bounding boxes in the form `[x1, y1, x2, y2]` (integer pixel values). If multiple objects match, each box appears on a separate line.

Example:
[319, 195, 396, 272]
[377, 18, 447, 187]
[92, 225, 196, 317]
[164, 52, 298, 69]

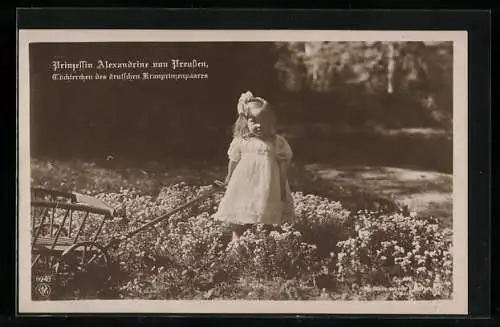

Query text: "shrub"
[292, 192, 352, 256]
[335, 211, 453, 300]
[233, 224, 318, 280]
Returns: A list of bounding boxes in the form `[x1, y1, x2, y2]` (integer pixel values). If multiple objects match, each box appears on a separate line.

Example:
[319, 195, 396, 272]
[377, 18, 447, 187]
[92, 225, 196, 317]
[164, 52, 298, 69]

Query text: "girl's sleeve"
[227, 137, 242, 162]
[276, 135, 293, 163]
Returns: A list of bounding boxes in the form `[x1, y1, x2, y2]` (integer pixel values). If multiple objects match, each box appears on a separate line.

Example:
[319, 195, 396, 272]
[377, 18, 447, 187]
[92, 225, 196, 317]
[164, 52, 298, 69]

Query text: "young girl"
[214, 91, 296, 251]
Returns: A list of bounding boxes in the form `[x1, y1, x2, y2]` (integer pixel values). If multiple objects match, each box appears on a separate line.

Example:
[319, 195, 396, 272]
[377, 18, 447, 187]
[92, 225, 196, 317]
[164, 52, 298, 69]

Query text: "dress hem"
[213, 213, 297, 225]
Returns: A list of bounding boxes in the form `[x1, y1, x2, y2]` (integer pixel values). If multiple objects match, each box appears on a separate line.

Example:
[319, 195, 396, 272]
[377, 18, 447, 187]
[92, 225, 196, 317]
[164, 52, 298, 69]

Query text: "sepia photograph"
[18, 29, 468, 314]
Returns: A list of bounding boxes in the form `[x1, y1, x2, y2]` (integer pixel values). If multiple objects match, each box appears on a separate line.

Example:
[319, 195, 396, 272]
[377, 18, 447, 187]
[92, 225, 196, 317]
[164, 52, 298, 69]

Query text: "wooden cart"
[30, 181, 224, 300]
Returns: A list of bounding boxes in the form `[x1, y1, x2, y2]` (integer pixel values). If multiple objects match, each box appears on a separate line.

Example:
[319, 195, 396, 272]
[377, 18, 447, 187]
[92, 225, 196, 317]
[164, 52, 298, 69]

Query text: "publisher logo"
[34, 282, 52, 299]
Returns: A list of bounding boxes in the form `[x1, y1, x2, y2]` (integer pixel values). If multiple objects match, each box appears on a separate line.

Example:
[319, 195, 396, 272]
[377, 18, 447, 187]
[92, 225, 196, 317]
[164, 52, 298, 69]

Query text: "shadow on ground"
[302, 164, 452, 228]
[285, 126, 452, 174]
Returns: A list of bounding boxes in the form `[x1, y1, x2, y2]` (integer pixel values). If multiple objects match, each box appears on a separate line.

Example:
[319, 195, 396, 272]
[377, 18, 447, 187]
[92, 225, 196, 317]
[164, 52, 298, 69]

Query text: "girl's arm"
[278, 160, 288, 201]
[276, 135, 293, 201]
[225, 138, 241, 185]
[225, 160, 239, 185]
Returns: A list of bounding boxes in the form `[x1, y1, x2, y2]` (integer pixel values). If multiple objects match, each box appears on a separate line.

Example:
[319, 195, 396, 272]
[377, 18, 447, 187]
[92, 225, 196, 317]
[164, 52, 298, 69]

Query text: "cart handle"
[213, 179, 226, 188]
[105, 179, 225, 249]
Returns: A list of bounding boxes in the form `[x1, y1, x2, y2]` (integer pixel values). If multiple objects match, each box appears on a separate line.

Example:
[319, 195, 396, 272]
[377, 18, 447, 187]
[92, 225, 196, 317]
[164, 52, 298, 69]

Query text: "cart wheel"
[60, 242, 111, 295]
[61, 242, 110, 274]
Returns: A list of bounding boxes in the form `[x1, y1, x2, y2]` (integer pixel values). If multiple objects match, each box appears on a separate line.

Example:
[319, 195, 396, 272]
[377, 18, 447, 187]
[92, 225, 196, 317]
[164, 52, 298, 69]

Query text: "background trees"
[272, 41, 452, 129]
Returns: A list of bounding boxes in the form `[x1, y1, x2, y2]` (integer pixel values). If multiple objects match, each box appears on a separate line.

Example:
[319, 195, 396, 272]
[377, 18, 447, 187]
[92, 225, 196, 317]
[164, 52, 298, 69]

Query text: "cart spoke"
[87, 253, 98, 266]
[31, 254, 42, 267]
[80, 244, 87, 265]
[87, 251, 106, 266]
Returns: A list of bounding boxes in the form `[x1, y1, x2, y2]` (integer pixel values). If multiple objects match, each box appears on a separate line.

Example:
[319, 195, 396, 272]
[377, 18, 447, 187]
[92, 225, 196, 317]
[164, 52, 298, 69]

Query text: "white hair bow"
[237, 91, 254, 115]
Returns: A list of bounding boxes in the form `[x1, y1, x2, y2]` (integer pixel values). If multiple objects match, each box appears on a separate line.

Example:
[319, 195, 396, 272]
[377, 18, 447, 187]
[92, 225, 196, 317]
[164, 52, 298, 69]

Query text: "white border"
[18, 29, 468, 314]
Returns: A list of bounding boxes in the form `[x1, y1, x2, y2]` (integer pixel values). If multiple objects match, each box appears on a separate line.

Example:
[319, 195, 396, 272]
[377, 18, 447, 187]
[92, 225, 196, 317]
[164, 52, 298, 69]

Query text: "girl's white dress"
[214, 134, 296, 225]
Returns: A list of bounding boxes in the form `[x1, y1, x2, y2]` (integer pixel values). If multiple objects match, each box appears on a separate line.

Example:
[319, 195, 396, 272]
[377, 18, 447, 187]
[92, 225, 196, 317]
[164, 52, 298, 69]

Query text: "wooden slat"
[31, 200, 114, 217]
[32, 245, 67, 253]
[31, 187, 76, 200]
[31, 188, 115, 217]
[32, 236, 74, 247]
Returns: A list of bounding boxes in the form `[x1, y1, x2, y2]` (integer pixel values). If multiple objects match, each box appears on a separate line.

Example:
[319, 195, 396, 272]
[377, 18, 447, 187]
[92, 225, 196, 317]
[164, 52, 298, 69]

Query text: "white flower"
[358, 230, 370, 239]
[269, 231, 280, 239]
[416, 267, 426, 274]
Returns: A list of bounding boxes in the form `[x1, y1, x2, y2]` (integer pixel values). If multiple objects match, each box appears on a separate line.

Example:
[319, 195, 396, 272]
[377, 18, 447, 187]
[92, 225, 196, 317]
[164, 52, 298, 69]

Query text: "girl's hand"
[225, 160, 238, 186]
[281, 188, 287, 202]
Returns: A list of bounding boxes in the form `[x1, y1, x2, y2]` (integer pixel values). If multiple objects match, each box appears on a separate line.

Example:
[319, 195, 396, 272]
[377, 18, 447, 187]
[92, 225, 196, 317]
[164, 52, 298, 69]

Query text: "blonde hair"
[233, 96, 276, 138]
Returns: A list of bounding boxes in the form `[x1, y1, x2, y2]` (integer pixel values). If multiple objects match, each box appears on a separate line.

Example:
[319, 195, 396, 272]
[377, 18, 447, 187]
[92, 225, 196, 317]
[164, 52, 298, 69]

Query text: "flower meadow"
[31, 160, 453, 301]
[51, 182, 451, 301]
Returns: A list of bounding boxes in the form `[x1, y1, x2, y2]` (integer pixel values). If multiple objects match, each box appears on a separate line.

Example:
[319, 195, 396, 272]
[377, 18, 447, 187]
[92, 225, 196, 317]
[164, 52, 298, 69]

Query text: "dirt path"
[304, 164, 452, 228]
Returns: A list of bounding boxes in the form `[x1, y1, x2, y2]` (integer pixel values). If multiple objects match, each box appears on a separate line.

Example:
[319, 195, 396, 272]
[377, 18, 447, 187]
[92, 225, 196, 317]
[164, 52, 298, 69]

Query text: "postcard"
[18, 29, 468, 314]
